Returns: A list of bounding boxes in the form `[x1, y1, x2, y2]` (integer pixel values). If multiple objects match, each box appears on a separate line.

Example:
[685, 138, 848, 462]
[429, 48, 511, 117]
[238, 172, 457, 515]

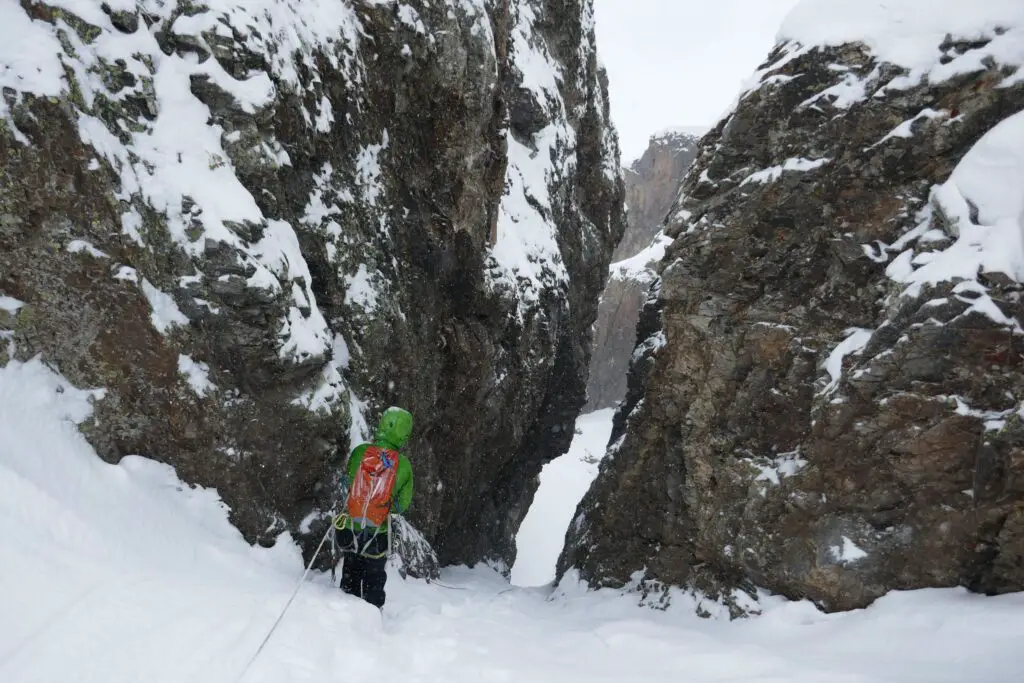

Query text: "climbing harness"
[331, 512, 392, 559]
[233, 524, 333, 683]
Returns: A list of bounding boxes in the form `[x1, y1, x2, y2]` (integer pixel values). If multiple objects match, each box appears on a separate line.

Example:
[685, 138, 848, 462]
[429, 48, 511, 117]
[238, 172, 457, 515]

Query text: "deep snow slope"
[563, 0, 1024, 613]
[0, 0, 624, 569]
[512, 408, 615, 586]
[3, 359, 1024, 683]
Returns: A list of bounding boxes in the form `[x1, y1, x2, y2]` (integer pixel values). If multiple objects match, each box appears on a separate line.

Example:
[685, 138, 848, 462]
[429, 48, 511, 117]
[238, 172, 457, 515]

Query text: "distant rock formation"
[616, 130, 702, 260]
[585, 131, 698, 410]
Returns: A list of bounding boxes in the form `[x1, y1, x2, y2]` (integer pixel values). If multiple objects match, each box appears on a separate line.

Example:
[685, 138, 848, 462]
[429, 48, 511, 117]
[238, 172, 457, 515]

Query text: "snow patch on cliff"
[742, 157, 831, 185]
[1, 0, 358, 388]
[779, 0, 1024, 95]
[610, 232, 673, 282]
[488, 2, 574, 306]
[878, 110, 1024, 331]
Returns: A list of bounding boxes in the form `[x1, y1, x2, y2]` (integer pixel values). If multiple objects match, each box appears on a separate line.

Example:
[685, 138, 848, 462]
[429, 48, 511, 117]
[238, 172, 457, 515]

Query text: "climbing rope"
[233, 524, 333, 683]
[426, 578, 467, 591]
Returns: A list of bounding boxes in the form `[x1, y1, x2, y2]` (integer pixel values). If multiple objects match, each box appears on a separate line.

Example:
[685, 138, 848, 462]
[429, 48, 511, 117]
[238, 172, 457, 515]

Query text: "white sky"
[594, 0, 801, 162]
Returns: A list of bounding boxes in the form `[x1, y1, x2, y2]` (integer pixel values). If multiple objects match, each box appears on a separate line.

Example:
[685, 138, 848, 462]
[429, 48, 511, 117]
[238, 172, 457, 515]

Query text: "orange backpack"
[347, 446, 399, 528]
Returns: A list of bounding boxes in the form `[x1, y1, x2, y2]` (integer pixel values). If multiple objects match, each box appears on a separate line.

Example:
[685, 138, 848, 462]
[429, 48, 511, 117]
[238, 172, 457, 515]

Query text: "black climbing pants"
[336, 528, 389, 608]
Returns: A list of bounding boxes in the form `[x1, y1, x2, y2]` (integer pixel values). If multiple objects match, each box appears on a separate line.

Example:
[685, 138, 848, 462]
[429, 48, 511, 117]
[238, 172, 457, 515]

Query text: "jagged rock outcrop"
[586, 131, 697, 410]
[0, 0, 623, 572]
[562, 12, 1024, 613]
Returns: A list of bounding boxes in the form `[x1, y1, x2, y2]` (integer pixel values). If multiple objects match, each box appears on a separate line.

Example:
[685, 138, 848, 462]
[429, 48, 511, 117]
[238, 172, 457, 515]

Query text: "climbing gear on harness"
[332, 512, 393, 559]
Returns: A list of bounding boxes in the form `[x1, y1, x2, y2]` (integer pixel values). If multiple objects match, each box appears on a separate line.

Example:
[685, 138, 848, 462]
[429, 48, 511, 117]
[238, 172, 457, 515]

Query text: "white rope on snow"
[233, 524, 333, 683]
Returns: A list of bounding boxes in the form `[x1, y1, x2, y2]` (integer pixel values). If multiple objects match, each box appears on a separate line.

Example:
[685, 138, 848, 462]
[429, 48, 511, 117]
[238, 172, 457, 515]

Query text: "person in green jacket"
[334, 406, 413, 608]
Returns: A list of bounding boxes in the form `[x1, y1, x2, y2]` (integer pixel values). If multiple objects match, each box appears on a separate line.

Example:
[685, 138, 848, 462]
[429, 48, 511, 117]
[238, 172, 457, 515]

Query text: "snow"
[1, 0, 343, 374]
[769, 1, 1024, 116]
[488, 3, 573, 305]
[749, 449, 808, 485]
[291, 333, 353, 415]
[742, 157, 831, 185]
[344, 264, 381, 313]
[250, 220, 332, 362]
[4, 2, 1024, 681]
[301, 163, 343, 227]
[67, 240, 108, 258]
[822, 327, 873, 393]
[879, 110, 1024, 330]
[800, 67, 875, 110]
[512, 409, 616, 587]
[944, 112, 1024, 243]
[113, 266, 138, 283]
[177, 355, 216, 398]
[830, 536, 869, 564]
[0, 1, 64, 136]
[633, 329, 668, 362]
[869, 108, 949, 148]
[730, 40, 813, 115]
[0, 296, 25, 313]
[490, 127, 572, 303]
[610, 232, 673, 282]
[779, 1, 1024, 86]
[348, 390, 371, 447]
[397, 4, 427, 35]
[950, 395, 1018, 432]
[354, 132, 389, 206]
[140, 279, 189, 335]
[653, 125, 708, 139]
[2, 363, 1024, 681]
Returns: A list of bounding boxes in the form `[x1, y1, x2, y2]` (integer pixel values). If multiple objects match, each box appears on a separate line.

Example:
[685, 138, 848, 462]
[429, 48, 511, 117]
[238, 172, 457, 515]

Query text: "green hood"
[374, 406, 413, 450]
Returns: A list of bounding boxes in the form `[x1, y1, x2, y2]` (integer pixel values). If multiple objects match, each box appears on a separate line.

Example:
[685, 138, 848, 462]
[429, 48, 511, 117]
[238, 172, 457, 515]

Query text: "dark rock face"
[585, 132, 697, 411]
[0, 0, 623, 573]
[562, 35, 1024, 613]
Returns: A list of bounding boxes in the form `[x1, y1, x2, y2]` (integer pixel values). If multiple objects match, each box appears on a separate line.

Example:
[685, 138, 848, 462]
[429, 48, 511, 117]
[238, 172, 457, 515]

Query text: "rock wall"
[0, 0, 624, 570]
[585, 132, 697, 410]
[562, 12, 1024, 613]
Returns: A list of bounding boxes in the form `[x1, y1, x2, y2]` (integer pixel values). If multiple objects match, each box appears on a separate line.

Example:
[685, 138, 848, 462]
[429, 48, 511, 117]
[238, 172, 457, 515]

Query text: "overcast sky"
[594, 0, 801, 162]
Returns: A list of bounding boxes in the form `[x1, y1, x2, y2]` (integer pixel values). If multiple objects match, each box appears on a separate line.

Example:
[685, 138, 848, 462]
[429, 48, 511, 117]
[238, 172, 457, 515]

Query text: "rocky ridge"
[0, 0, 624, 572]
[562, 8, 1024, 614]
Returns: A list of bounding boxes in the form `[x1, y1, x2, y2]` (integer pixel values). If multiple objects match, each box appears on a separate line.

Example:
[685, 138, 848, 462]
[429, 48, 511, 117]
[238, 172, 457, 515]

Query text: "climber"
[332, 406, 414, 609]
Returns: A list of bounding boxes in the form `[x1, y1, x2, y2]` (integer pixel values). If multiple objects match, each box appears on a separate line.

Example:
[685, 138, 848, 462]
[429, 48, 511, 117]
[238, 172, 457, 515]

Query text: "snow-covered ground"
[3, 359, 1024, 683]
[512, 408, 616, 587]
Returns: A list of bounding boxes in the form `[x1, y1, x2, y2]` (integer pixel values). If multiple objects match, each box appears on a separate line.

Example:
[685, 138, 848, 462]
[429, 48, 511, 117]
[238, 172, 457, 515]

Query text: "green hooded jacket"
[342, 407, 413, 533]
